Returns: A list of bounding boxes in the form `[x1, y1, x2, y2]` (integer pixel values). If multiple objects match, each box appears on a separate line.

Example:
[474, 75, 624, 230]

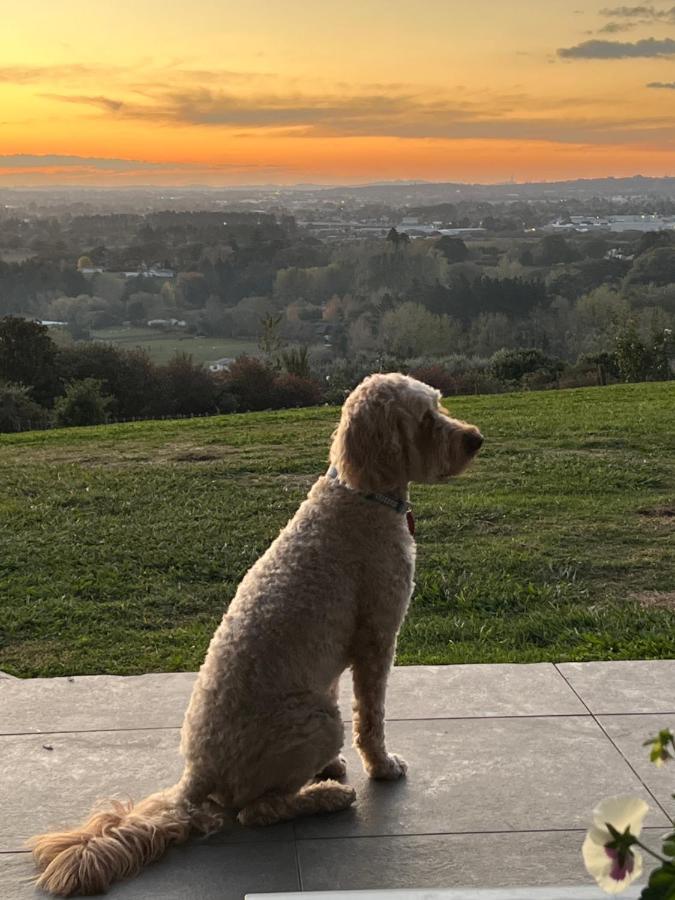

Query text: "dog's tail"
[28, 783, 224, 897]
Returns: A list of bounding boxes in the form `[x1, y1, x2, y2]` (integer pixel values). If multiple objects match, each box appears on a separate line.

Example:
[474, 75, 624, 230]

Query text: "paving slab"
[0, 664, 586, 736]
[339, 665, 586, 721]
[0, 729, 294, 851]
[557, 661, 675, 715]
[1, 841, 299, 900]
[599, 713, 675, 812]
[0, 673, 197, 735]
[296, 830, 662, 892]
[294, 716, 668, 840]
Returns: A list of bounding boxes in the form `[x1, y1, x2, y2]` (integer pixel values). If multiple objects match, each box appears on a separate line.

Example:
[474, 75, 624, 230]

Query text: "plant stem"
[634, 838, 671, 865]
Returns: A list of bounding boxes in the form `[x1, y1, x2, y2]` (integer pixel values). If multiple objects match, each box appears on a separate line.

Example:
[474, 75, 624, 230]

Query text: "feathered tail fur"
[29, 788, 224, 897]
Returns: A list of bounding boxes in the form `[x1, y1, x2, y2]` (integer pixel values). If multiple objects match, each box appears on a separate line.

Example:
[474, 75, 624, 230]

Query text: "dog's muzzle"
[463, 430, 484, 454]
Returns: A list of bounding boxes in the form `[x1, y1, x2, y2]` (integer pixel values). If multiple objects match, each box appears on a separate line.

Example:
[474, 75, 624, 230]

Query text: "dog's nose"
[463, 430, 484, 454]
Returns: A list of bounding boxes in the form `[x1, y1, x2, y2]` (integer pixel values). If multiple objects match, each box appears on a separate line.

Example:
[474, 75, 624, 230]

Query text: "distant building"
[147, 318, 187, 328]
[547, 214, 675, 233]
[208, 357, 235, 373]
[123, 266, 175, 279]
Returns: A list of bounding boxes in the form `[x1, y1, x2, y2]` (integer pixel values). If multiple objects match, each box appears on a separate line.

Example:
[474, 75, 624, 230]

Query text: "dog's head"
[329, 373, 483, 493]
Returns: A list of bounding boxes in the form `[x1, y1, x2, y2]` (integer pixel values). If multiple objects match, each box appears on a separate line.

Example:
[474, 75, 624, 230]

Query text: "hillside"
[1, 382, 674, 677]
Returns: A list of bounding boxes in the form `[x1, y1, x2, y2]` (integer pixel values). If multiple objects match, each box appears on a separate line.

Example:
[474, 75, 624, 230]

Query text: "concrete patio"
[1, 661, 673, 899]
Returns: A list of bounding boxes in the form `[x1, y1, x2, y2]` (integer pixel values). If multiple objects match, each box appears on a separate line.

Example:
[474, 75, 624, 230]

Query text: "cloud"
[0, 62, 279, 90]
[0, 64, 123, 84]
[0, 155, 295, 186]
[599, 4, 675, 21]
[41, 94, 125, 112]
[0, 154, 165, 170]
[37, 86, 675, 146]
[646, 79, 675, 86]
[558, 36, 675, 57]
[597, 20, 637, 31]
[600, 5, 660, 15]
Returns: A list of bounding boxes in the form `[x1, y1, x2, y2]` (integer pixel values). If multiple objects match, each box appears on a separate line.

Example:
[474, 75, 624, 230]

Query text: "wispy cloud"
[0, 154, 294, 186]
[37, 86, 675, 145]
[0, 62, 279, 90]
[596, 20, 637, 32]
[599, 4, 675, 22]
[41, 94, 125, 112]
[558, 36, 675, 57]
[0, 154, 165, 170]
[0, 64, 125, 84]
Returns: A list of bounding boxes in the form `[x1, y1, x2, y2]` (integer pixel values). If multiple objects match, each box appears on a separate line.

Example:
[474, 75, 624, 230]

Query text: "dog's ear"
[330, 393, 408, 492]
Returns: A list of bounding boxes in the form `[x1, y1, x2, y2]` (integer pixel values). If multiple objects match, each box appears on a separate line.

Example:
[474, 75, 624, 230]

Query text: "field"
[91, 326, 260, 365]
[0, 382, 674, 677]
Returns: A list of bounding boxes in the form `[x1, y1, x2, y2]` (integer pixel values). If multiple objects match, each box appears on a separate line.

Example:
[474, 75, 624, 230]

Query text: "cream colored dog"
[31, 372, 483, 896]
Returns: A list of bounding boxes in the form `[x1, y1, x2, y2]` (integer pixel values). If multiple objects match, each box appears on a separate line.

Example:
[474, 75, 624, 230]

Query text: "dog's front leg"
[351, 653, 407, 780]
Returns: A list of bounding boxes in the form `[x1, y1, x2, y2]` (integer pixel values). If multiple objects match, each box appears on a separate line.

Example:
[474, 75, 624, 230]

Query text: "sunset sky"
[4, 0, 675, 185]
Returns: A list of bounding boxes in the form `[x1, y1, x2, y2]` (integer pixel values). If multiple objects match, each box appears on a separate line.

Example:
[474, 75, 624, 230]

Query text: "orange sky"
[4, 0, 675, 185]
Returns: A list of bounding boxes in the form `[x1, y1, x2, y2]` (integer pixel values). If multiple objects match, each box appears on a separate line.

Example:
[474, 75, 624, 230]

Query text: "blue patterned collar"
[326, 465, 410, 516]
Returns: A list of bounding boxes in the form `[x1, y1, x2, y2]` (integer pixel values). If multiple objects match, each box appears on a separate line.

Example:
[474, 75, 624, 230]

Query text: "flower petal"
[583, 834, 644, 894]
[592, 796, 649, 837]
[599, 849, 643, 894]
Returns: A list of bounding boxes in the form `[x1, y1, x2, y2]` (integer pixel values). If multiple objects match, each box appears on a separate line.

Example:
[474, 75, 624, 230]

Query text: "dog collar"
[326, 466, 415, 536]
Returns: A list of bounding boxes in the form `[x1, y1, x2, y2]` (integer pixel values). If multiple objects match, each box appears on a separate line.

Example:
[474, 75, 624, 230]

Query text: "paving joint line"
[291, 821, 304, 891]
[553, 664, 672, 822]
[0, 712, 603, 739]
[4, 825, 667, 857]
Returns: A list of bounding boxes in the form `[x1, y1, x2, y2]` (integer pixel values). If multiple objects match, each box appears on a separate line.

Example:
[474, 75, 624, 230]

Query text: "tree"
[615, 322, 674, 382]
[0, 381, 49, 433]
[626, 246, 675, 287]
[386, 227, 401, 248]
[379, 303, 461, 357]
[436, 236, 469, 264]
[258, 312, 285, 357]
[54, 378, 112, 427]
[175, 272, 210, 309]
[0, 316, 59, 406]
[535, 234, 580, 266]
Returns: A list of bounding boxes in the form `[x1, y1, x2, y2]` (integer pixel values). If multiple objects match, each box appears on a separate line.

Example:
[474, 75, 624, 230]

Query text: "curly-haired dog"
[30, 372, 483, 896]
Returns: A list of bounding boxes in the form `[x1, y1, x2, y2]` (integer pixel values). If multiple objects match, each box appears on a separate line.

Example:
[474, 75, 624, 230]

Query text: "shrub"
[489, 347, 564, 383]
[158, 353, 220, 416]
[53, 378, 113, 427]
[279, 345, 311, 378]
[0, 381, 50, 433]
[272, 373, 323, 408]
[576, 351, 621, 386]
[224, 356, 277, 411]
[408, 365, 459, 396]
[521, 370, 559, 391]
[440, 372, 505, 396]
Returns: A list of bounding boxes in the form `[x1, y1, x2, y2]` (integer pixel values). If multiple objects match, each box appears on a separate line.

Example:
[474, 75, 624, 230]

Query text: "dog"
[30, 372, 483, 896]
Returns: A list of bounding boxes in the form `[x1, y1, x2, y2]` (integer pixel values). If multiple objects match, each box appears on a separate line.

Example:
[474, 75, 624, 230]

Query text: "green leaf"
[640, 865, 675, 900]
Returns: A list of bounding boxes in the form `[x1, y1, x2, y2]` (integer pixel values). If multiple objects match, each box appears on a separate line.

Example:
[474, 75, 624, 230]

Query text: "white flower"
[582, 796, 650, 894]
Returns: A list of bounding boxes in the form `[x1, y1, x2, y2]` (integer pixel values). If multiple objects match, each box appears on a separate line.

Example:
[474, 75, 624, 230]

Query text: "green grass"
[91, 327, 260, 365]
[1, 382, 674, 677]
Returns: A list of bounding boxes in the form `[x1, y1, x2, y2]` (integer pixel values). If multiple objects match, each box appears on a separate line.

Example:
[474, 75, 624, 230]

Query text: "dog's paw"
[317, 754, 347, 780]
[367, 752, 408, 780]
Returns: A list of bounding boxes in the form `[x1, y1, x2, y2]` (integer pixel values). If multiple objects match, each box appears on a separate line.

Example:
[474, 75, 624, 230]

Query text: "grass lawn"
[90, 326, 260, 365]
[0, 382, 673, 677]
